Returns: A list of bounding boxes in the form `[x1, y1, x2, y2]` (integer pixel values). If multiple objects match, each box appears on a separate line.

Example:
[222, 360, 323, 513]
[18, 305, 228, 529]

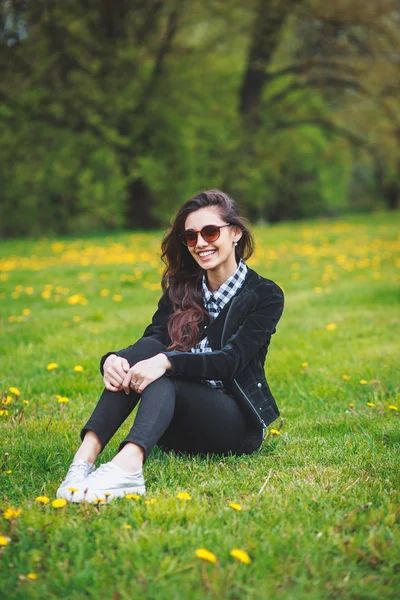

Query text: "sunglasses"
[182, 224, 232, 247]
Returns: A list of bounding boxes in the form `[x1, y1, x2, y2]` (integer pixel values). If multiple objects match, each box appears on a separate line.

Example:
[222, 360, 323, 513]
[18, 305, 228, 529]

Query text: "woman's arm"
[163, 283, 284, 381]
[99, 292, 171, 375]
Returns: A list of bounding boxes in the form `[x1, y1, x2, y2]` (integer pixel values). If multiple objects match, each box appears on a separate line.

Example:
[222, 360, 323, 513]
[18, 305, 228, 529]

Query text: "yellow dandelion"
[58, 397, 69, 404]
[47, 363, 58, 371]
[360, 380, 368, 385]
[26, 573, 38, 580]
[176, 492, 191, 501]
[51, 498, 67, 508]
[195, 548, 217, 564]
[122, 524, 132, 529]
[93, 498, 105, 504]
[367, 402, 375, 407]
[0, 410, 9, 417]
[348, 403, 355, 408]
[41, 290, 51, 299]
[144, 498, 157, 505]
[229, 502, 243, 511]
[0, 535, 11, 546]
[23, 400, 29, 405]
[73, 316, 81, 323]
[8, 387, 20, 396]
[25, 287, 34, 295]
[8, 316, 15, 322]
[314, 287, 322, 293]
[22, 309, 31, 316]
[326, 323, 337, 331]
[2, 397, 12, 405]
[113, 294, 122, 302]
[230, 548, 251, 564]
[35, 496, 50, 505]
[100, 289, 110, 297]
[269, 428, 281, 435]
[125, 493, 141, 500]
[5, 470, 12, 474]
[302, 362, 308, 368]
[104, 492, 111, 499]
[388, 405, 398, 410]
[343, 375, 350, 381]
[3, 507, 22, 520]
[73, 366, 84, 372]
[67, 487, 78, 493]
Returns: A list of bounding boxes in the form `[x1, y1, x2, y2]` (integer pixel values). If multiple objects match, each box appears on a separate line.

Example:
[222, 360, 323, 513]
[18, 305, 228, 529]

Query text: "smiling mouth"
[197, 250, 216, 258]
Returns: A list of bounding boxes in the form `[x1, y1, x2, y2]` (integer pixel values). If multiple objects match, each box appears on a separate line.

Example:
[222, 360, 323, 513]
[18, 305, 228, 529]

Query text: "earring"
[234, 241, 238, 247]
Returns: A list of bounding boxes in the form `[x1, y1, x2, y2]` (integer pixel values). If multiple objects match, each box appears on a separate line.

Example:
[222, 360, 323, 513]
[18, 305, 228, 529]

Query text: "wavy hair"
[161, 190, 254, 351]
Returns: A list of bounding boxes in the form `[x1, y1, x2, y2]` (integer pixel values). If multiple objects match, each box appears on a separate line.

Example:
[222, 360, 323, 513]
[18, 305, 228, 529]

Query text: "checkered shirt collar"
[202, 259, 247, 313]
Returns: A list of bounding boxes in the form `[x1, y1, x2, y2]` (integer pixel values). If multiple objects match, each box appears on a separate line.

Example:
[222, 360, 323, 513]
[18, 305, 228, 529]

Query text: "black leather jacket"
[100, 267, 284, 428]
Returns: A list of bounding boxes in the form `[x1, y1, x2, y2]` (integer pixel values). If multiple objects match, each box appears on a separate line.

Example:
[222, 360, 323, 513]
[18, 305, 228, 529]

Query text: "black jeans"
[81, 337, 263, 462]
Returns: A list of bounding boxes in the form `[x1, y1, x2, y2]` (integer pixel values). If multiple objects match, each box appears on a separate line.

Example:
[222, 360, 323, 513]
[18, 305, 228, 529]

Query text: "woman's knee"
[123, 336, 166, 365]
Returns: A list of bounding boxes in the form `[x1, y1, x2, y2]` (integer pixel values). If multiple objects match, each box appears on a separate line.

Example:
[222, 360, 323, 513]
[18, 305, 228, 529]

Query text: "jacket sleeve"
[164, 282, 284, 380]
[99, 291, 171, 375]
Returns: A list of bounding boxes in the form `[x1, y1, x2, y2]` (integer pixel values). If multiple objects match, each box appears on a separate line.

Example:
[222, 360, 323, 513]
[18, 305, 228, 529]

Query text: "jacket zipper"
[221, 298, 266, 427]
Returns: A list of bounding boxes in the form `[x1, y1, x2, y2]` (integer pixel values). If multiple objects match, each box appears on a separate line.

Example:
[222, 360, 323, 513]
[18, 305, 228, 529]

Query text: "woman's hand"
[122, 354, 171, 395]
[103, 354, 130, 392]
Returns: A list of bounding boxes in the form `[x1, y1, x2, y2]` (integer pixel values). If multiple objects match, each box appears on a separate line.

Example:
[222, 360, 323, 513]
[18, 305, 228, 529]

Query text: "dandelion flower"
[302, 362, 308, 368]
[176, 492, 191, 501]
[113, 294, 122, 302]
[22, 309, 31, 316]
[23, 400, 29, 405]
[367, 402, 375, 407]
[144, 498, 157, 505]
[388, 405, 398, 411]
[360, 380, 368, 385]
[125, 493, 141, 500]
[269, 428, 281, 435]
[343, 375, 350, 381]
[93, 498, 105, 504]
[0, 535, 11, 546]
[326, 323, 337, 331]
[122, 524, 132, 529]
[47, 363, 58, 371]
[3, 508, 22, 520]
[35, 496, 50, 505]
[348, 403, 355, 408]
[0, 410, 9, 417]
[195, 548, 217, 564]
[73, 366, 84, 372]
[26, 573, 38, 580]
[229, 502, 242, 511]
[100, 289, 110, 297]
[58, 397, 69, 404]
[9, 387, 20, 396]
[230, 548, 251, 564]
[67, 487, 78, 493]
[73, 316, 81, 323]
[51, 498, 67, 508]
[5, 470, 12, 474]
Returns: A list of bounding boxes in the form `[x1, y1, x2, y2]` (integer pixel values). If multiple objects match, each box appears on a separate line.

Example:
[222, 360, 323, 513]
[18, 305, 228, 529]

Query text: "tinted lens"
[184, 230, 198, 246]
[201, 225, 220, 242]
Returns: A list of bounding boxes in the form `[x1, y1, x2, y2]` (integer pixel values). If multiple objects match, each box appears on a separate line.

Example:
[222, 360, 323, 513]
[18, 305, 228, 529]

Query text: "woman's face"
[184, 206, 242, 275]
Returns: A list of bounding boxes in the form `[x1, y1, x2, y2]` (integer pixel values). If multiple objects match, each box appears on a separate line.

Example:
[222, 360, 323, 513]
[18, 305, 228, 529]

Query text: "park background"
[1, 1, 399, 599]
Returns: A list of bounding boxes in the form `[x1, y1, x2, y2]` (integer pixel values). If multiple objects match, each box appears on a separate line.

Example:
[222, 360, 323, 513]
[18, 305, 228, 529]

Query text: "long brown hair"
[161, 190, 254, 351]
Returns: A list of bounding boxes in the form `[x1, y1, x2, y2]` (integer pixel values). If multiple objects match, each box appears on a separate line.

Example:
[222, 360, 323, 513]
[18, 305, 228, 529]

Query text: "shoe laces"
[68, 461, 91, 479]
[86, 462, 115, 481]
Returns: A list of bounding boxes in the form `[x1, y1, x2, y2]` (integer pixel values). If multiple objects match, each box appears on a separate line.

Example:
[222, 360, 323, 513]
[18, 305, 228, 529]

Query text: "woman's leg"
[76, 337, 166, 465]
[117, 378, 263, 462]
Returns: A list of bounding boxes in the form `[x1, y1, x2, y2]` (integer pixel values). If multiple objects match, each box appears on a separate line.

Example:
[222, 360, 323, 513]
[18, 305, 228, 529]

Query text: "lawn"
[0, 212, 399, 599]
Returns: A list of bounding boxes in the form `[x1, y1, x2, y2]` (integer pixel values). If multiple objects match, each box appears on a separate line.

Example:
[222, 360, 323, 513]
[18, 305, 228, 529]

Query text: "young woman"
[56, 190, 284, 503]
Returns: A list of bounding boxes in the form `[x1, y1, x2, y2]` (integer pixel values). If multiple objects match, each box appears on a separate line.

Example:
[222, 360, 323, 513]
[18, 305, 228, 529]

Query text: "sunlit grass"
[0, 211, 399, 599]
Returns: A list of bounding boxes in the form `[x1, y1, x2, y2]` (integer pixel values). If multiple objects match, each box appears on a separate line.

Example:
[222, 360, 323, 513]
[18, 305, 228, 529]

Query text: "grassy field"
[0, 212, 399, 599]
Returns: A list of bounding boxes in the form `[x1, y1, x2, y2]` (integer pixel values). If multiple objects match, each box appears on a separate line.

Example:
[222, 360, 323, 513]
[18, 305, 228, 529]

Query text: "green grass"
[0, 211, 399, 599]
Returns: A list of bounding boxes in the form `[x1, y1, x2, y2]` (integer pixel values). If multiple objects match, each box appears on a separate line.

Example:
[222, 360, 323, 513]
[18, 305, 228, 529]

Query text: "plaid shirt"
[191, 259, 248, 388]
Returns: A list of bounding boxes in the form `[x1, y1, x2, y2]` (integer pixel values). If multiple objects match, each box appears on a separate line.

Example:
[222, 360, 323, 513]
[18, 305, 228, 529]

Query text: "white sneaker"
[56, 459, 96, 499]
[69, 462, 146, 503]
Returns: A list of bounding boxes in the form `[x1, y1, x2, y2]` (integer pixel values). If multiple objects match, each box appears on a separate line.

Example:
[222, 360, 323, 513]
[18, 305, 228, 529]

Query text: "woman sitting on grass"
[56, 190, 284, 502]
